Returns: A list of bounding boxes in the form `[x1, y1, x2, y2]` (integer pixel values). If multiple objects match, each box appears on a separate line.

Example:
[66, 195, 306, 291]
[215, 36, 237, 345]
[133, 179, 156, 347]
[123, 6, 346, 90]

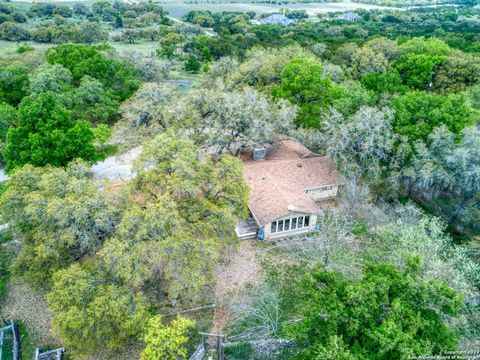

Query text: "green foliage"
[0, 228, 13, 303]
[159, 32, 185, 46]
[0, 103, 16, 141]
[48, 263, 149, 354]
[184, 54, 201, 73]
[466, 82, 480, 110]
[99, 132, 249, 300]
[93, 124, 112, 145]
[361, 71, 407, 94]
[46, 44, 140, 101]
[332, 81, 377, 116]
[286, 259, 464, 359]
[0, 22, 30, 41]
[4, 92, 98, 173]
[0, 102, 16, 164]
[29, 64, 73, 94]
[392, 38, 451, 90]
[0, 66, 29, 105]
[224, 343, 254, 359]
[405, 127, 480, 234]
[0, 163, 117, 285]
[433, 50, 480, 93]
[400, 37, 451, 56]
[16, 44, 34, 54]
[374, 216, 480, 289]
[183, 86, 296, 158]
[273, 57, 341, 128]
[68, 76, 120, 124]
[394, 53, 446, 90]
[140, 315, 195, 360]
[391, 91, 476, 144]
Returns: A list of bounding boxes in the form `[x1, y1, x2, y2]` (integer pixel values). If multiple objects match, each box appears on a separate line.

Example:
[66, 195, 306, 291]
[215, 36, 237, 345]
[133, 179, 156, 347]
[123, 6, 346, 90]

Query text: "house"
[260, 14, 295, 26]
[236, 139, 341, 240]
[337, 12, 361, 22]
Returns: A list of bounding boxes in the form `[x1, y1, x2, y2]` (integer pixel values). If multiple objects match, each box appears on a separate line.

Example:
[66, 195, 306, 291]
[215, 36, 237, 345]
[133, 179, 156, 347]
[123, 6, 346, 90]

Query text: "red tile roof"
[243, 140, 340, 226]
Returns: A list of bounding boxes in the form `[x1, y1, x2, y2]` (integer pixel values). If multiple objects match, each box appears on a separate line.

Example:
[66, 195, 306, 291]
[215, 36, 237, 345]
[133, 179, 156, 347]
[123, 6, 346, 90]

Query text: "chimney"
[253, 147, 267, 161]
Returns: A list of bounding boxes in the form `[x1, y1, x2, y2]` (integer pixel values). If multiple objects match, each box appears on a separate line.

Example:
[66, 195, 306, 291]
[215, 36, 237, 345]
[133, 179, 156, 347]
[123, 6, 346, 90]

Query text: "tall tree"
[286, 258, 463, 359]
[48, 263, 149, 354]
[273, 57, 340, 128]
[0, 66, 29, 105]
[0, 162, 117, 285]
[29, 64, 73, 94]
[321, 107, 396, 179]
[4, 92, 98, 173]
[46, 44, 140, 101]
[99, 132, 249, 300]
[182, 86, 296, 158]
[404, 126, 480, 229]
[391, 91, 476, 145]
[394, 37, 450, 90]
[141, 315, 194, 360]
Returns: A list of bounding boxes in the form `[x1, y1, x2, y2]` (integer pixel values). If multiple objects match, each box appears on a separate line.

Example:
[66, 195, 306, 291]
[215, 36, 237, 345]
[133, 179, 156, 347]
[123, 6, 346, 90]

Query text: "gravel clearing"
[1, 280, 58, 346]
[91, 146, 142, 180]
[210, 241, 262, 336]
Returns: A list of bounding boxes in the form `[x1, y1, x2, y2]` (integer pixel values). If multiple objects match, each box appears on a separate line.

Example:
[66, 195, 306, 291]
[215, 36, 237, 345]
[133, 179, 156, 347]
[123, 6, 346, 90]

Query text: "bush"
[16, 44, 34, 54]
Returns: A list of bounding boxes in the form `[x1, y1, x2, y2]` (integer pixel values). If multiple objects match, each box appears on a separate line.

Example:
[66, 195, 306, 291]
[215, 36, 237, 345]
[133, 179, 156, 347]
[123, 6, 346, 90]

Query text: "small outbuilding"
[337, 12, 361, 22]
[236, 139, 341, 240]
[260, 14, 295, 26]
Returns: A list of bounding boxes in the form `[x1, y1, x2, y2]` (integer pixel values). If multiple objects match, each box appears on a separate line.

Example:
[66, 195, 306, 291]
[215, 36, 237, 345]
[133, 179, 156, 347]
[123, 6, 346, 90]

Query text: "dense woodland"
[0, 1, 479, 359]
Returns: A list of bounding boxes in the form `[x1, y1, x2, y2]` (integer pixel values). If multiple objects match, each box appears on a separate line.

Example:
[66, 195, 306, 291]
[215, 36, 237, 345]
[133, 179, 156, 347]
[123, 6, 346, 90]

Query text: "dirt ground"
[210, 241, 263, 336]
[1, 280, 58, 346]
[0, 280, 144, 360]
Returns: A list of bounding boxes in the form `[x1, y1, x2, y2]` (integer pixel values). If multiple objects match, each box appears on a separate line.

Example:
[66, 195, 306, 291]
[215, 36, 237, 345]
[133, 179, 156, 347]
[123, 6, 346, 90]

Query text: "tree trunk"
[448, 195, 470, 226]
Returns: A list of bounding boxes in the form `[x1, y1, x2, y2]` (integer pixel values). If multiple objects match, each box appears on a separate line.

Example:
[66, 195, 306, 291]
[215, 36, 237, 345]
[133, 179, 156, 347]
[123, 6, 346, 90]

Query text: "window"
[278, 220, 284, 232]
[270, 215, 311, 235]
[321, 185, 333, 191]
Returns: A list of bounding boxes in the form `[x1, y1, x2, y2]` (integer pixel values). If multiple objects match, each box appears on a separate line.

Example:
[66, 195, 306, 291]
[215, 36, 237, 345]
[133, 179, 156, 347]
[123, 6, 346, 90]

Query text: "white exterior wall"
[263, 213, 318, 240]
[306, 185, 339, 202]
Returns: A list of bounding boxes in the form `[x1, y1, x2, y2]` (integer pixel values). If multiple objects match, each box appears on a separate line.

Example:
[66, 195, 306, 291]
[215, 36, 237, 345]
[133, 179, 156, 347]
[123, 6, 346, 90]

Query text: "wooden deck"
[235, 217, 259, 240]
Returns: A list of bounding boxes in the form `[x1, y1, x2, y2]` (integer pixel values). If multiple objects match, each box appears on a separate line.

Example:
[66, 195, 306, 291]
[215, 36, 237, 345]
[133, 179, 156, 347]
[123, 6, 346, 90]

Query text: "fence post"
[11, 321, 20, 360]
[217, 336, 223, 360]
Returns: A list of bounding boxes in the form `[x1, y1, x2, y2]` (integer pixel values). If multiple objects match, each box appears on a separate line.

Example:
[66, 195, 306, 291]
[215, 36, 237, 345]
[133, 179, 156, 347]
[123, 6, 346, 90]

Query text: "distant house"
[337, 12, 361, 22]
[260, 14, 295, 26]
[236, 139, 341, 240]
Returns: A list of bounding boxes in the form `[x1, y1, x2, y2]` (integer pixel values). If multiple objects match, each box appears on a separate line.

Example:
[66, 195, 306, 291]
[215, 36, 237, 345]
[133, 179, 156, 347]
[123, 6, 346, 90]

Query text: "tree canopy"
[48, 263, 149, 354]
[46, 44, 140, 101]
[286, 258, 464, 359]
[4, 92, 98, 173]
[391, 91, 476, 145]
[0, 162, 117, 285]
[272, 57, 341, 128]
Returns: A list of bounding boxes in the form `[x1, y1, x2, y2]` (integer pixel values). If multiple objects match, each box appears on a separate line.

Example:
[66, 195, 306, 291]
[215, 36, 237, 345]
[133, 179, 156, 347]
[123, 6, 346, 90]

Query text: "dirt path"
[210, 241, 262, 336]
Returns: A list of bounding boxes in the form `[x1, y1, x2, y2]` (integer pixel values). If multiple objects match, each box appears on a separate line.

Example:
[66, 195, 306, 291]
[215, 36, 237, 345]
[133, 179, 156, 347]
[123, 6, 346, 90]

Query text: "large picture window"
[270, 215, 311, 234]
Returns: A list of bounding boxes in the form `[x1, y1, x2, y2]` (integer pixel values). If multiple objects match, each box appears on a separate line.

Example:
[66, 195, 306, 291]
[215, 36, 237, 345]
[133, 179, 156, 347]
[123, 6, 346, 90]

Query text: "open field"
[10, 0, 392, 18]
[161, 1, 392, 18]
